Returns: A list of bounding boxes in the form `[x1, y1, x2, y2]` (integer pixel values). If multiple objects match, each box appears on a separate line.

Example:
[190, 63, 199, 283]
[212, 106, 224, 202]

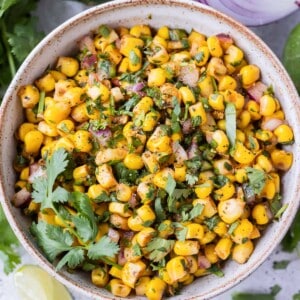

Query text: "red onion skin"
[261, 118, 284, 131]
[89, 128, 112, 147]
[108, 228, 120, 243]
[118, 247, 127, 266]
[178, 65, 199, 87]
[81, 54, 97, 70]
[78, 35, 96, 54]
[28, 163, 46, 183]
[172, 142, 188, 165]
[198, 255, 211, 269]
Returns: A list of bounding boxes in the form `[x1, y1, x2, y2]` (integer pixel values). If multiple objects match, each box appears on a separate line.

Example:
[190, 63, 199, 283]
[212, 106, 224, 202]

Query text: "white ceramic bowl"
[1, 0, 300, 299]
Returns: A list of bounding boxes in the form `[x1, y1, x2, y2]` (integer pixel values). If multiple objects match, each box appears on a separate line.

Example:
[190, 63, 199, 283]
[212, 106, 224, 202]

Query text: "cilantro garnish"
[146, 238, 175, 262]
[245, 167, 266, 195]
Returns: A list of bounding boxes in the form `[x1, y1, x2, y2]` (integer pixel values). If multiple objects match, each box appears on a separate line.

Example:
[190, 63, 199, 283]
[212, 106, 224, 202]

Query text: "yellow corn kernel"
[237, 110, 251, 129]
[137, 182, 154, 204]
[200, 229, 217, 245]
[120, 35, 144, 56]
[224, 45, 244, 66]
[235, 168, 247, 183]
[24, 130, 44, 154]
[121, 260, 146, 288]
[73, 130, 93, 153]
[19, 167, 29, 181]
[184, 255, 198, 274]
[249, 226, 261, 239]
[270, 149, 293, 171]
[157, 26, 169, 39]
[239, 64, 260, 87]
[246, 100, 261, 120]
[15, 181, 26, 189]
[269, 172, 280, 193]
[27, 201, 40, 214]
[193, 198, 217, 219]
[259, 94, 276, 116]
[38, 121, 58, 137]
[128, 215, 145, 232]
[109, 202, 132, 218]
[136, 204, 156, 225]
[135, 277, 151, 296]
[159, 268, 175, 285]
[252, 203, 271, 225]
[231, 142, 255, 164]
[214, 182, 235, 201]
[217, 119, 226, 131]
[193, 46, 210, 67]
[35, 73, 56, 92]
[71, 103, 89, 123]
[53, 136, 74, 152]
[213, 159, 233, 175]
[56, 56, 79, 77]
[218, 198, 245, 224]
[136, 228, 156, 247]
[109, 279, 131, 297]
[166, 256, 188, 282]
[171, 164, 185, 183]
[198, 75, 214, 98]
[186, 223, 204, 240]
[153, 168, 175, 189]
[86, 83, 110, 102]
[96, 164, 117, 189]
[95, 148, 127, 165]
[208, 93, 225, 111]
[204, 244, 219, 263]
[174, 240, 200, 256]
[73, 164, 89, 183]
[188, 30, 206, 44]
[222, 89, 245, 110]
[104, 44, 122, 65]
[18, 123, 36, 141]
[274, 124, 294, 144]
[194, 180, 213, 199]
[255, 129, 273, 142]
[171, 51, 191, 63]
[110, 214, 130, 231]
[178, 86, 195, 105]
[145, 277, 167, 300]
[38, 209, 56, 225]
[194, 268, 207, 277]
[128, 48, 142, 72]
[215, 237, 233, 260]
[142, 151, 160, 174]
[213, 221, 228, 237]
[109, 266, 123, 280]
[152, 35, 168, 48]
[211, 130, 229, 154]
[74, 69, 88, 86]
[44, 102, 71, 125]
[133, 96, 154, 116]
[142, 111, 160, 132]
[91, 267, 109, 287]
[123, 153, 144, 170]
[207, 35, 223, 57]
[62, 87, 84, 107]
[48, 70, 67, 81]
[256, 155, 272, 173]
[271, 110, 285, 120]
[118, 57, 129, 73]
[148, 68, 166, 87]
[57, 119, 74, 136]
[18, 85, 40, 109]
[261, 178, 276, 200]
[147, 44, 170, 65]
[218, 75, 237, 91]
[189, 102, 207, 125]
[147, 135, 171, 153]
[232, 240, 254, 264]
[73, 185, 85, 193]
[116, 183, 132, 202]
[231, 219, 254, 244]
[158, 220, 174, 238]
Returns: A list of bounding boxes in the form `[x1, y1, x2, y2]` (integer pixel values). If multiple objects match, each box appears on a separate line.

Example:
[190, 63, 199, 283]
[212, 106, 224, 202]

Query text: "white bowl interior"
[0, 0, 300, 299]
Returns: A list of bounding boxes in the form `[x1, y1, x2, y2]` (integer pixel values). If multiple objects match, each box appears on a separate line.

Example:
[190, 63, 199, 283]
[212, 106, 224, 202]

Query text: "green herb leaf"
[165, 174, 176, 196]
[56, 248, 85, 271]
[293, 292, 300, 300]
[208, 264, 224, 277]
[204, 215, 221, 230]
[31, 221, 73, 262]
[173, 223, 187, 241]
[132, 243, 142, 257]
[189, 203, 204, 220]
[245, 167, 266, 195]
[0, 205, 20, 274]
[154, 198, 166, 222]
[186, 173, 198, 186]
[273, 260, 290, 270]
[87, 235, 120, 260]
[146, 238, 175, 262]
[283, 23, 300, 93]
[225, 102, 236, 146]
[228, 221, 240, 235]
[129, 49, 140, 65]
[282, 210, 300, 252]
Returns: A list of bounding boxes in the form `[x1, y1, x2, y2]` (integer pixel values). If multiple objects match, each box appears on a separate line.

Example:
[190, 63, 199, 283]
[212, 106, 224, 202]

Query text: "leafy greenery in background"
[283, 23, 300, 94]
[0, 205, 20, 274]
[282, 210, 300, 252]
[0, 0, 44, 99]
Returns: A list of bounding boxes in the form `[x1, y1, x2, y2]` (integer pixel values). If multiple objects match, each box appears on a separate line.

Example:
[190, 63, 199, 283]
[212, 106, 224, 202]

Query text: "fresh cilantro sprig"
[31, 149, 119, 270]
[146, 237, 175, 262]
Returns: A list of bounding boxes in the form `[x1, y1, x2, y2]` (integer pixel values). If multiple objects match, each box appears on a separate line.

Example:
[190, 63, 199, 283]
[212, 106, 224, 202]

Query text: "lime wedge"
[14, 264, 72, 300]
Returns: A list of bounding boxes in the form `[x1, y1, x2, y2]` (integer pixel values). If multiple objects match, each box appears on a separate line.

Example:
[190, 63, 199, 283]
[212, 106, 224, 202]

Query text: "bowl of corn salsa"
[0, 0, 300, 299]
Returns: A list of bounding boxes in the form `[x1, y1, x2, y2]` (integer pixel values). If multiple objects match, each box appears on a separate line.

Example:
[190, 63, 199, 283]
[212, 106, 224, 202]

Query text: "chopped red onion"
[89, 127, 112, 147]
[81, 54, 97, 70]
[28, 163, 46, 183]
[108, 228, 120, 243]
[198, 255, 211, 269]
[78, 35, 96, 54]
[13, 188, 31, 208]
[178, 64, 199, 87]
[172, 141, 188, 165]
[261, 118, 284, 131]
[187, 139, 199, 159]
[247, 81, 267, 102]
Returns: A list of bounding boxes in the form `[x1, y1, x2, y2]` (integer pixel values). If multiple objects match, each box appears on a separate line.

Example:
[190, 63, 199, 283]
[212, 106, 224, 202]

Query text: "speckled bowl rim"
[0, 0, 300, 299]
